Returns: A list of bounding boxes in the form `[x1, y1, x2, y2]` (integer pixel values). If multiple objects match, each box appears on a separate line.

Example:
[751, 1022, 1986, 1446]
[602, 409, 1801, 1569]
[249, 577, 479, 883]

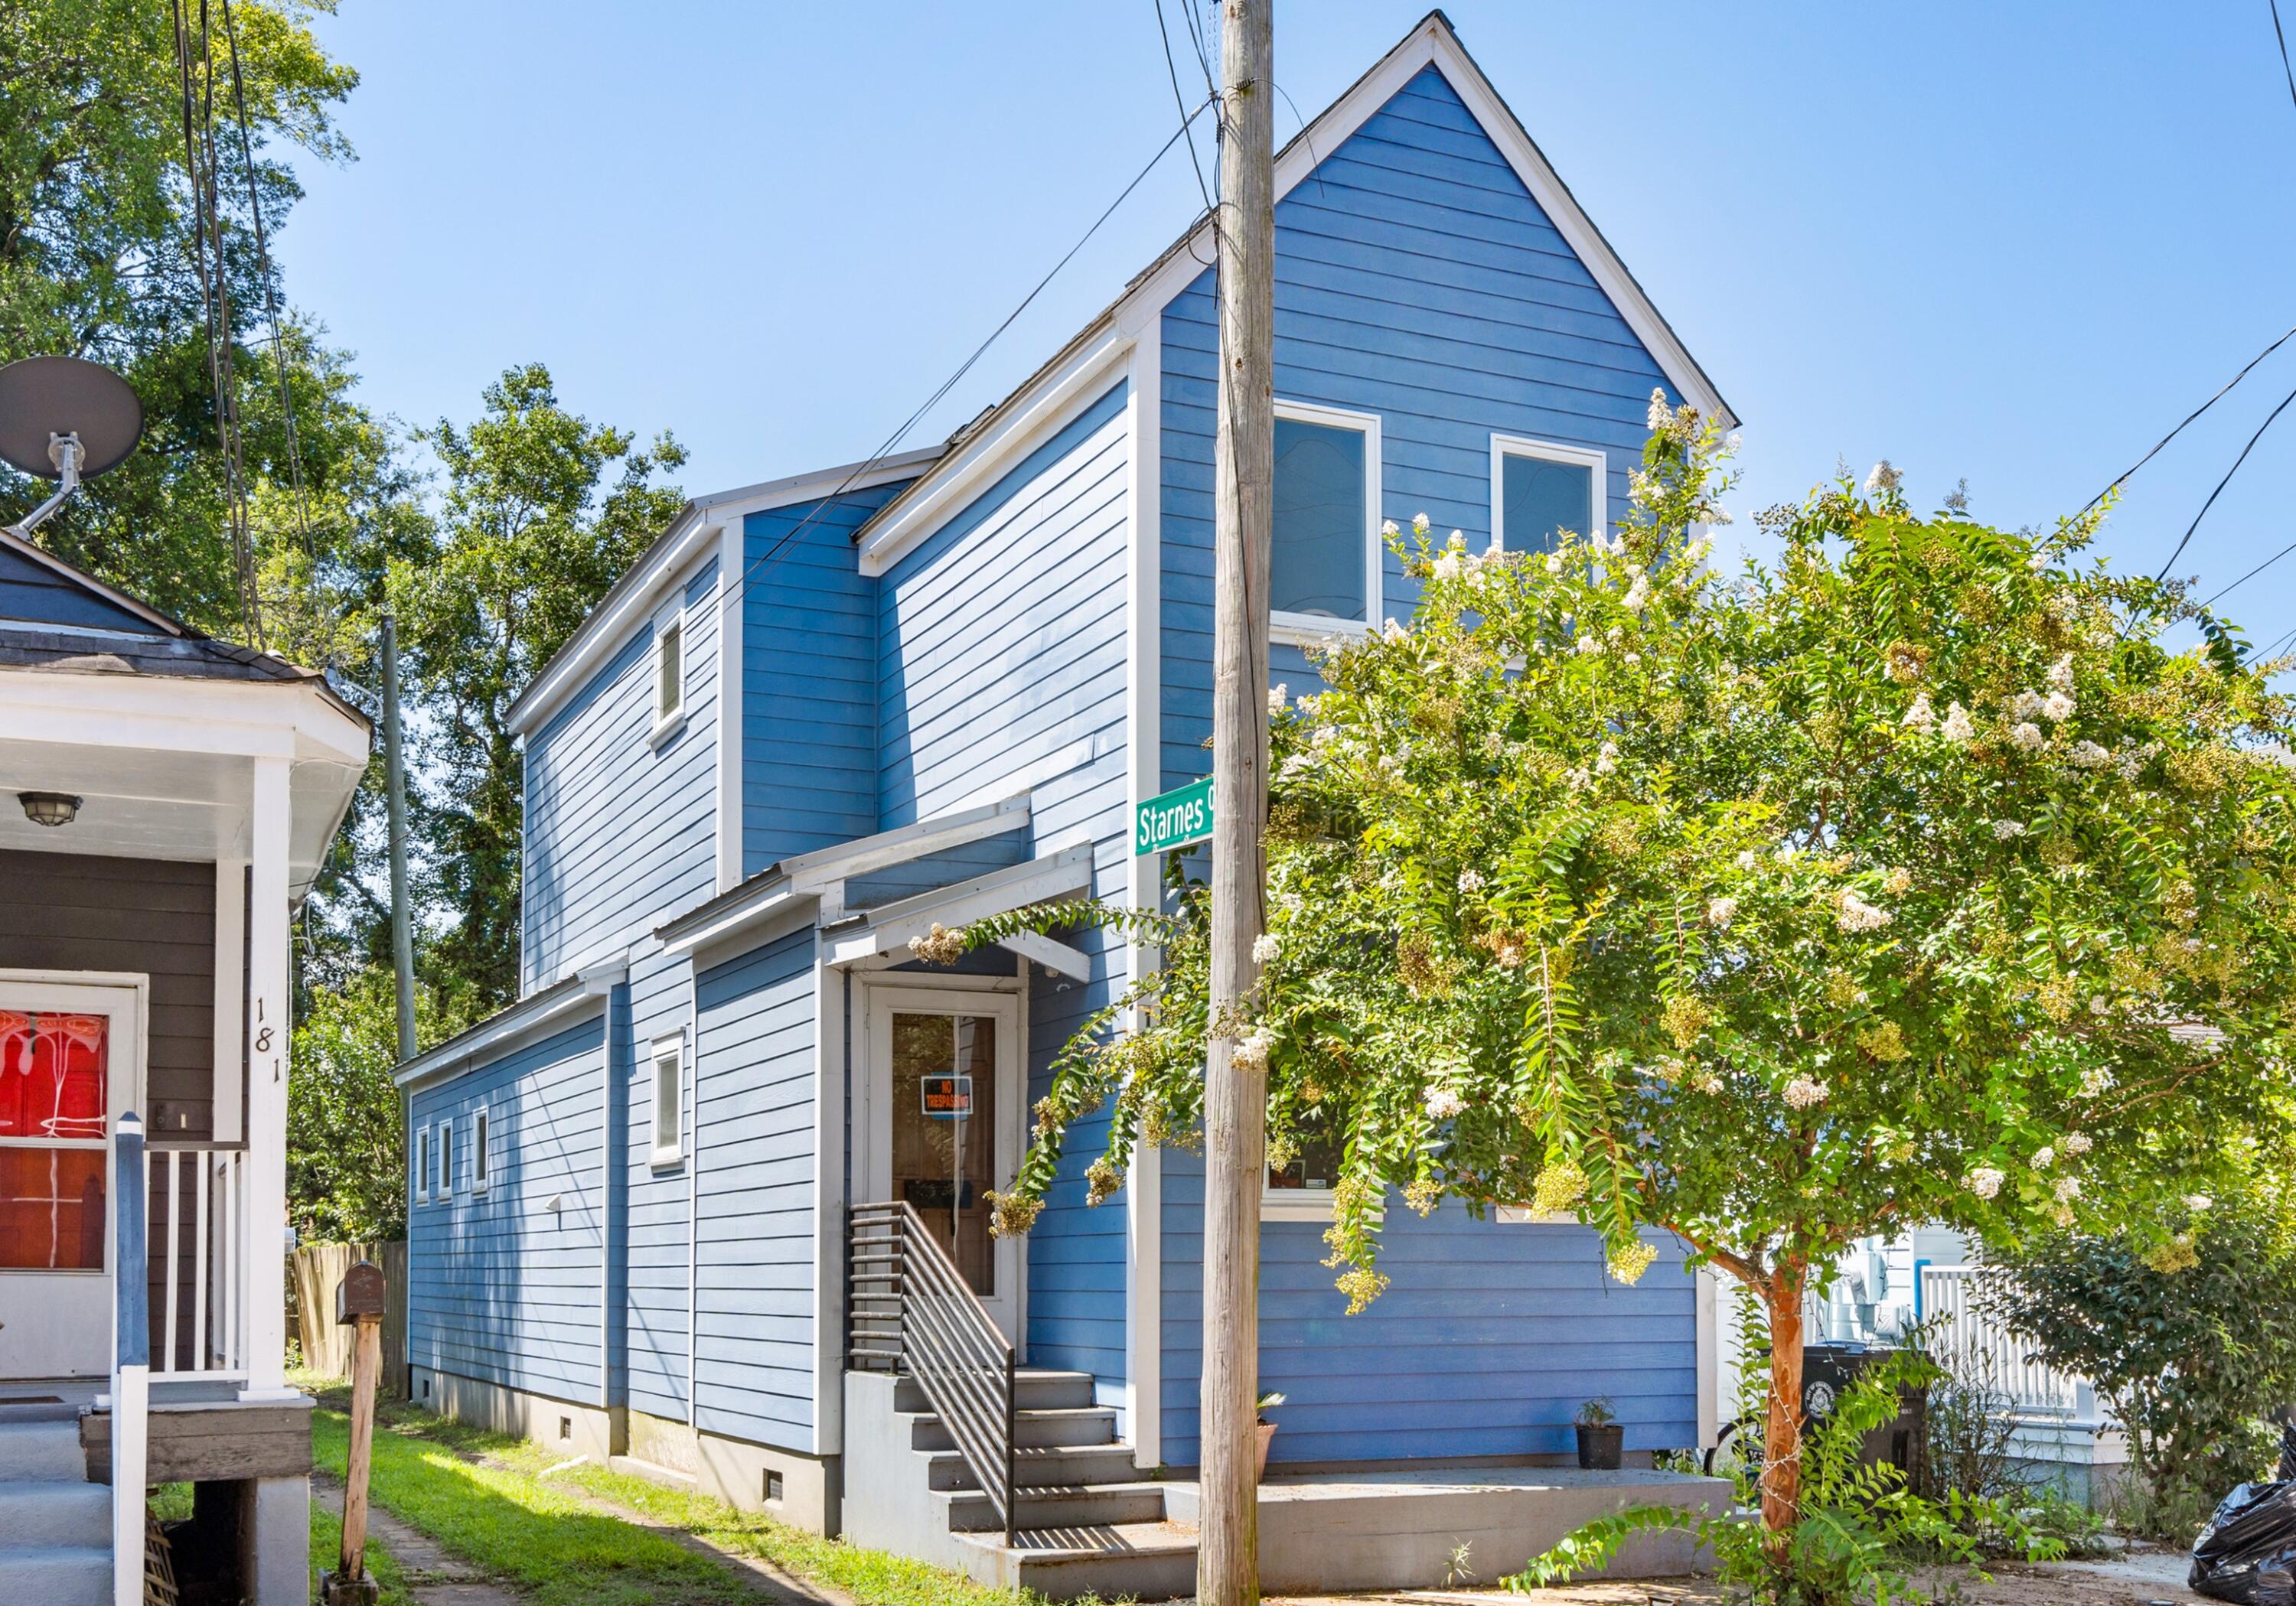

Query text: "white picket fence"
[1918, 1262, 2091, 1417]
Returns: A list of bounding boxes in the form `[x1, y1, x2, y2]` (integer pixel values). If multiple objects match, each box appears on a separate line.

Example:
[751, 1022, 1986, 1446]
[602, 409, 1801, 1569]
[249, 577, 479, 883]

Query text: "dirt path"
[315, 1471, 523, 1606]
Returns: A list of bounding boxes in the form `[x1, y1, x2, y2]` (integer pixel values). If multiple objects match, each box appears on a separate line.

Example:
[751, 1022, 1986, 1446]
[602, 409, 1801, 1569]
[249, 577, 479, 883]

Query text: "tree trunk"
[1760, 1262, 1808, 1556]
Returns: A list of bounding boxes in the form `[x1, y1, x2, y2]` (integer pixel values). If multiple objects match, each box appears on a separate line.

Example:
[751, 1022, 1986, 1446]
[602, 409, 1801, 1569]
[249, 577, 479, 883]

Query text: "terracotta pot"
[1255, 1420, 1277, 1481]
[1575, 1422, 1624, 1471]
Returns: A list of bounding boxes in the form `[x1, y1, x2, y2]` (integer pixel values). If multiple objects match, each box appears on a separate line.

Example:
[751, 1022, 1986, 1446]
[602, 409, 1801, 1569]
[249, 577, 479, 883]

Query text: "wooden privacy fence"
[289, 1241, 407, 1389]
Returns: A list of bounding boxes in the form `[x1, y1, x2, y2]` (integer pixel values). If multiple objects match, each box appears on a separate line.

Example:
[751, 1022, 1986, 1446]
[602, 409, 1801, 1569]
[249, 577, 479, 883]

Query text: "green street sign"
[1135, 776, 1213, 856]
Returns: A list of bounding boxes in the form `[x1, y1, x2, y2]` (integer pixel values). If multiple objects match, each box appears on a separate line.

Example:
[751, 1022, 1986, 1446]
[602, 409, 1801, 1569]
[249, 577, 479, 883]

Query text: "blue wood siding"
[876, 381, 1134, 1396]
[0, 546, 163, 632]
[523, 558, 722, 994]
[1154, 61, 1697, 1462]
[693, 927, 819, 1451]
[742, 484, 911, 875]
[1162, 62, 1670, 790]
[1159, 1161, 1698, 1465]
[409, 1018, 606, 1406]
[623, 943, 695, 1423]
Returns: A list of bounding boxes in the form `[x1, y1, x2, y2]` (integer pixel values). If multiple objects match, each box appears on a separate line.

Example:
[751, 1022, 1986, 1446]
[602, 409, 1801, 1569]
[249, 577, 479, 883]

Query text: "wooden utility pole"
[1202, 2, 1274, 1604]
[381, 613, 416, 1064]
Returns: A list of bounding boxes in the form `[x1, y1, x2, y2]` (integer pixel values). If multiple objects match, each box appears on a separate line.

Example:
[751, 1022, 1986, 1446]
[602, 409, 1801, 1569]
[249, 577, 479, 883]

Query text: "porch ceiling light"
[18, 790, 81, 827]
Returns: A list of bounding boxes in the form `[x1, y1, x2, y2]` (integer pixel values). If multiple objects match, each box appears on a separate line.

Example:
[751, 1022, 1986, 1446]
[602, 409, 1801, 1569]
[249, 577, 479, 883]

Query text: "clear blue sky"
[282, 2, 2296, 666]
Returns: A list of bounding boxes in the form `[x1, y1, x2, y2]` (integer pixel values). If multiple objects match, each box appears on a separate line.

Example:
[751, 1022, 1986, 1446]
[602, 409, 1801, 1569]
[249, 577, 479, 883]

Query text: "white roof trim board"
[507, 446, 944, 738]
[851, 9, 1733, 579]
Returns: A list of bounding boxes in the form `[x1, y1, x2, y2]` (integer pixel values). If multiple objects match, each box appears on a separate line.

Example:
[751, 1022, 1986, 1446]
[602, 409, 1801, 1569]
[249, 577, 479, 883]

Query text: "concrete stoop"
[843, 1367, 1197, 1601]
[0, 1406, 111, 1606]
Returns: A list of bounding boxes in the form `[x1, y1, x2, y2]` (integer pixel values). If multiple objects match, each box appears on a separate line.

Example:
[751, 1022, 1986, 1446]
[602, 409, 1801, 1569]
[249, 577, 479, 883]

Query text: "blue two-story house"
[395, 14, 1737, 1595]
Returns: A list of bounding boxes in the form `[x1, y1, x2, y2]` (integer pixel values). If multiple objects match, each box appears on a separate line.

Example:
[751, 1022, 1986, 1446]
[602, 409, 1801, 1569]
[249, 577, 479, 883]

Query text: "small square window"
[1271, 400, 1381, 642]
[764, 1469, 784, 1503]
[651, 1037, 684, 1169]
[1492, 435, 1603, 555]
[1264, 1129, 1342, 1221]
[473, 1107, 491, 1193]
[654, 614, 685, 735]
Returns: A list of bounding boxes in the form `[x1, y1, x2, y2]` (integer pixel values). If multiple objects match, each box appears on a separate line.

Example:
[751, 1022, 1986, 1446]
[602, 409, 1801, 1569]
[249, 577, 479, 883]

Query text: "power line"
[219, 0, 315, 553]
[2080, 322, 2296, 517]
[2274, 0, 2296, 120]
[2196, 531, 2296, 610]
[1156, 0, 1215, 216]
[709, 95, 1215, 626]
[2154, 377, 2296, 579]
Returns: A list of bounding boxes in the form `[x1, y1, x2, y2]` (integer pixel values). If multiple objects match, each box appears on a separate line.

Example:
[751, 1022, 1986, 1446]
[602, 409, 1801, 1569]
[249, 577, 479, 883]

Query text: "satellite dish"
[0, 355, 144, 481]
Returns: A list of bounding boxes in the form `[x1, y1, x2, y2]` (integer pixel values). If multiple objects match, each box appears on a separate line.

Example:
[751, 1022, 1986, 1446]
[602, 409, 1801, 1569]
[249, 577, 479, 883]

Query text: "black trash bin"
[1803, 1341, 1929, 1490]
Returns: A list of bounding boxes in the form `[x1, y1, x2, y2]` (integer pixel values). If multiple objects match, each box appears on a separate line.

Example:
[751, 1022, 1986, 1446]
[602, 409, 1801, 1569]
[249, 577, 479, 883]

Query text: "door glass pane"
[1502, 452, 1596, 554]
[0, 1148, 105, 1269]
[0, 1012, 109, 1139]
[891, 1012, 997, 1296]
[1273, 417, 1368, 621]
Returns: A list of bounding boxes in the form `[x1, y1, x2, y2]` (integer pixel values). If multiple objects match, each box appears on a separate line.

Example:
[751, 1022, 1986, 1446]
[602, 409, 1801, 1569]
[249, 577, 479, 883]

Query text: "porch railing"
[1919, 1263, 2091, 1417]
[147, 1139, 248, 1378]
[847, 1200, 1016, 1544]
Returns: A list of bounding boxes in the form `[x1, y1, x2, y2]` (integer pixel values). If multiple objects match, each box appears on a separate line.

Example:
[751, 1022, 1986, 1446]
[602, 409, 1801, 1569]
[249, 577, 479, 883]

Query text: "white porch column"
[240, 755, 294, 1399]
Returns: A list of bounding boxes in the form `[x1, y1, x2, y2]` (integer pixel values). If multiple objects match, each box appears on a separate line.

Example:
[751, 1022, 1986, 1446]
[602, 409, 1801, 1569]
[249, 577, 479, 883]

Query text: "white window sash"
[1271, 397, 1384, 647]
[1489, 433, 1606, 553]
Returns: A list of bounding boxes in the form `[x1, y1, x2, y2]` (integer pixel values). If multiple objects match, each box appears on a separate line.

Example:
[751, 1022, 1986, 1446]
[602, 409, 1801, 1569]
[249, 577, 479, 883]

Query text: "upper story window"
[437, 1118, 453, 1197]
[651, 608, 686, 744]
[473, 1106, 491, 1193]
[1272, 400, 1382, 641]
[651, 1034, 684, 1169]
[1492, 435, 1605, 555]
[416, 1124, 430, 1203]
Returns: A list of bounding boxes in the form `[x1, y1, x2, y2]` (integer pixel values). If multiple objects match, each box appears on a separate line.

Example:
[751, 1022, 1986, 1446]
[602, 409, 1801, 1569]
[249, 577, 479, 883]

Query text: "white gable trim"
[510, 448, 942, 738]
[856, 324, 1133, 578]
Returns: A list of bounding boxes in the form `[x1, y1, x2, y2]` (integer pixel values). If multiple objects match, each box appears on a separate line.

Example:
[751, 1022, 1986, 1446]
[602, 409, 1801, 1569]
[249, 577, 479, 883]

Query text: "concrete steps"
[0, 1414, 109, 1606]
[875, 1367, 1198, 1600]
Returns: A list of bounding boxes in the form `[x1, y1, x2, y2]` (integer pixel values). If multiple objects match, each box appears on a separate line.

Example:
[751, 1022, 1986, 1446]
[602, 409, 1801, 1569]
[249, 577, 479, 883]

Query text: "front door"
[863, 989, 1022, 1344]
[0, 978, 143, 1381]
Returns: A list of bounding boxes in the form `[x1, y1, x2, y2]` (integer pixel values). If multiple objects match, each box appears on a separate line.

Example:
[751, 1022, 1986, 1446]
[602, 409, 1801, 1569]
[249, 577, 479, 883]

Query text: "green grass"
[294, 1372, 1062, 1606]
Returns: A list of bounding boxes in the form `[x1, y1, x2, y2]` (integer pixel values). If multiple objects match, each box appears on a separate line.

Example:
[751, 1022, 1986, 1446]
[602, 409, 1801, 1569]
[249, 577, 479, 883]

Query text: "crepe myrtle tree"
[930, 396, 2296, 1552]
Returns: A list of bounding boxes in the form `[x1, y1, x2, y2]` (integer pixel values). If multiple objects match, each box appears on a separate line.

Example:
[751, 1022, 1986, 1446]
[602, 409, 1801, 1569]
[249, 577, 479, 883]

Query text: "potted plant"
[1255, 1391, 1286, 1481]
[1575, 1396, 1623, 1471]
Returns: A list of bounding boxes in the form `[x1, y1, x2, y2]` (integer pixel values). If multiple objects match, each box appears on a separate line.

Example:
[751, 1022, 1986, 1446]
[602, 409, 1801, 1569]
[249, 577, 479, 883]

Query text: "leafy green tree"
[1978, 1181, 2296, 1539]
[963, 400, 2296, 1557]
[393, 363, 685, 1020]
[287, 966, 406, 1242]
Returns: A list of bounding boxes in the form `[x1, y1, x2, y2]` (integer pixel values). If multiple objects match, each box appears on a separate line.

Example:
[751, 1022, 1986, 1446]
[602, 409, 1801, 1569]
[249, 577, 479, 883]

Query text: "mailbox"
[335, 1260, 387, 1325]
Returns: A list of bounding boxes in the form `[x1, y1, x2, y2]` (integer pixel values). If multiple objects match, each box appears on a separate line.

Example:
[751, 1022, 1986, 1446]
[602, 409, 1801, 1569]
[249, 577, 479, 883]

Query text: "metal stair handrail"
[848, 1200, 1017, 1544]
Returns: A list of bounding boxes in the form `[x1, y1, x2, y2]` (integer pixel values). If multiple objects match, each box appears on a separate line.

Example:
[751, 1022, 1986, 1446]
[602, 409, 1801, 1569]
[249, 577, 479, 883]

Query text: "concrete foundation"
[408, 1367, 834, 1534]
[1164, 1464, 1728, 1591]
[237, 1474, 310, 1606]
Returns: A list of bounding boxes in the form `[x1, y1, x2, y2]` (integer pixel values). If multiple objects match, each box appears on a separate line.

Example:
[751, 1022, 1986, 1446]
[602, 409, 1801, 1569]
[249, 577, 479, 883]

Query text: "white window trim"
[1271, 397, 1383, 648]
[415, 1125, 430, 1204]
[436, 1118, 453, 1198]
[1496, 1205, 1578, 1224]
[648, 604, 688, 748]
[1262, 1183, 1337, 1223]
[650, 1034, 686, 1171]
[472, 1105, 491, 1194]
[1489, 433, 1606, 552]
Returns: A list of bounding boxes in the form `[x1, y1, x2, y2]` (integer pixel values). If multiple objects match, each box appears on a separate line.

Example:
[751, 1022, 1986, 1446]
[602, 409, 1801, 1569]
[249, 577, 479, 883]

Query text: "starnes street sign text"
[1135, 776, 1213, 856]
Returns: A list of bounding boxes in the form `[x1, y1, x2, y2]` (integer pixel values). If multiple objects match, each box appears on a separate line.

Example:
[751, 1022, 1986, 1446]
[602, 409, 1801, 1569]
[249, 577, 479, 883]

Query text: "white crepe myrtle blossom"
[1992, 819, 2027, 841]
[1967, 1167, 2005, 1200]
[2011, 690, 2046, 720]
[1575, 634, 1603, 656]
[1679, 538, 1710, 568]
[1564, 765, 1593, 792]
[1432, 550, 1462, 581]
[2063, 1132, 2093, 1157]
[1836, 890, 1893, 932]
[1423, 1085, 1466, 1121]
[1903, 691, 1936, 732]
[2031, 1145, 2056, 1169]
[2011, 722, 2045, 751]
[1231, 1027, 1275, 1073]
[1544, 551, 1564, 575]
[2080, 1066, 2115, 1097]
[1734, 849, 1760, 871]
[1594, 740, 1619, 776]
[1783, 1076, 1829, 1110]
[1866, 459, 1904, 494]
[2069, 740, 2112, 769]
[1252, 932, 1280, 966]
[1381, 519, 1400, 537]
[1622, 571, 1651, 611]
[1707, 895, 1738, 928]
[2043, 689, 2076, 722]
[1412, 512, 1430, 534]
[1648, 389, 1673, 432]
[2185, 1194, 2214, 1211]
[1268, 683, 1288, 715]
[1942, 702, 1975, 743]
[1382, 617, 1409, 644]
[2049, 652, 2076, 690]
[2054, 1176, 2081, 1204]
[1457, 868, 1485, 894]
